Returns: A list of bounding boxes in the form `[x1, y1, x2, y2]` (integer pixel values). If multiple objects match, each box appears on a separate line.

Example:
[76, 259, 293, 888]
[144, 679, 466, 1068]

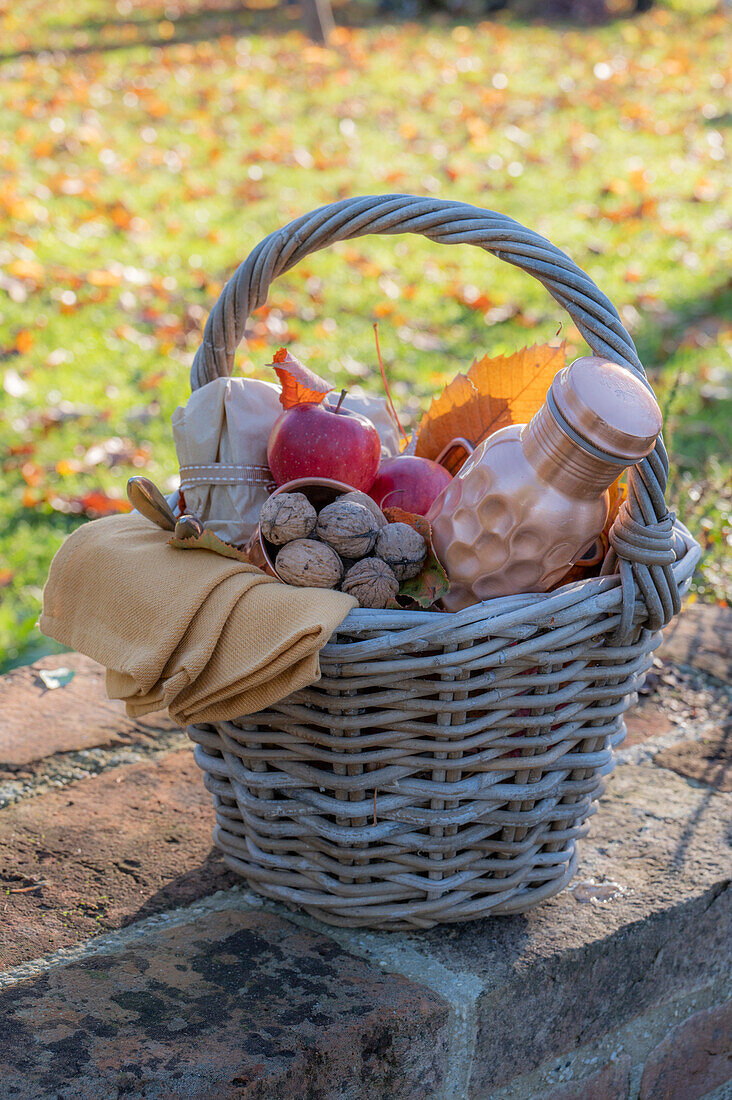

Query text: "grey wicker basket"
[186, 196, 700, 930]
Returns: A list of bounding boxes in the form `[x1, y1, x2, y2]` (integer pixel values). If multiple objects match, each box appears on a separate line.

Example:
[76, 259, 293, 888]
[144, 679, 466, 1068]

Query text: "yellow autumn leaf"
[415, 343, 567, 466]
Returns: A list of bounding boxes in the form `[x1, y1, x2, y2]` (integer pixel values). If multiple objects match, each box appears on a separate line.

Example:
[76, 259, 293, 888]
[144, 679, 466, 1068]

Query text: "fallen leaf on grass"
[449, 283, 494, 312]
[139, 370, 167, 391]
[50, 491, 131, 518]
[78, 491, 131, 517]
[14, 330, 34, 354]
[87, 269, 122, 287]
[6, 258, 44, 284]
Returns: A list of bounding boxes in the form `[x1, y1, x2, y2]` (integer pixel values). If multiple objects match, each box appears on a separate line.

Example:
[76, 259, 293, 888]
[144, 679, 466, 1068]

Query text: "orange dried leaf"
[55, 459, 80, 476]
[0, 569, 14, 588]
[271, 347, 333, 409]
[21, 462, 44, 487]
[139, 370, 167, 391]
[88, 269, 122, 288]
[77, 491, 131, 517]
[416, 343, 566, 465]
[15, 330, 34, 354]
[6, 258, 44, 283]
[606, 475, 627, 528]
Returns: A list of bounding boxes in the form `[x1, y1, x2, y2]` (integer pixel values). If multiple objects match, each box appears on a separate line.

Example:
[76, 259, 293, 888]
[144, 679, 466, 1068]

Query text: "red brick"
[534, 1056, 631, 1100]
[0, 653, 175, 769]
[654, 725, 732, 791]
[639, 1000, 732, 1100]
[0, 751, 236, 967]
[623, 700, 674, 747]
[660, 602, 732, 684]
[0, 908, 449, 1099]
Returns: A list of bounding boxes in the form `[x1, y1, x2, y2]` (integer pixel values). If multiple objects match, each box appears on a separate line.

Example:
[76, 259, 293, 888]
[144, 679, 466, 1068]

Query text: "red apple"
[369, 455, 453, 516]
[267, 402, 381, 492]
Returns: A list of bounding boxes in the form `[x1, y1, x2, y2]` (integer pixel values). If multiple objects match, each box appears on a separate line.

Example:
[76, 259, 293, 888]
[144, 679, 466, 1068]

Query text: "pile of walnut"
[258, 491, 426, 609]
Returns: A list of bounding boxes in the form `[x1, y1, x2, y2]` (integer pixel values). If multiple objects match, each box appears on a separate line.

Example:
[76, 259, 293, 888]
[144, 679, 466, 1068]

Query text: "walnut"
[259, 492, 317, 545]
[339, 491, 388, 529]
[374, 522, 427, 581]
[341, 558, 399, 609]
[275, 539, 343, 588]
[316, 500, 379, 559]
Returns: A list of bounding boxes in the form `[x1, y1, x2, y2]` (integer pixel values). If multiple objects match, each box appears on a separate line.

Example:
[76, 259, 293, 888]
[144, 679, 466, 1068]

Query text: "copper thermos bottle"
[427, 356, 663, 612]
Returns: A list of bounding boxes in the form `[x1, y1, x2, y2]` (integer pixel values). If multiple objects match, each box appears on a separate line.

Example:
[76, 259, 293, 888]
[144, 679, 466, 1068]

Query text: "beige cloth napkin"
[40, 513, 356, 727]
[172, 377, 282, 547]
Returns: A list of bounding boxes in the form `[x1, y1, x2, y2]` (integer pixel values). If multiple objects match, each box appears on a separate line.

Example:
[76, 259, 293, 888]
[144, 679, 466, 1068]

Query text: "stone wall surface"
[0, 605, 730, 1099]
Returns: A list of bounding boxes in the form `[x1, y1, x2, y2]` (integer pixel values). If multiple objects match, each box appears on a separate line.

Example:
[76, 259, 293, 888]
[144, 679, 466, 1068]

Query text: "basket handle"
[189, 195, 680, 633]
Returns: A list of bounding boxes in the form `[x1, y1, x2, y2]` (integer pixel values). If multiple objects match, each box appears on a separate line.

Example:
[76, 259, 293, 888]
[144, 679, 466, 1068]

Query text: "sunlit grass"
[0, 0, 729, 668]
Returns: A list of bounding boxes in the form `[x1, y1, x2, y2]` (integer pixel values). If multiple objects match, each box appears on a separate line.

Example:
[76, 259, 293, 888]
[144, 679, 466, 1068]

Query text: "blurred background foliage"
[0, 0, 729, 669]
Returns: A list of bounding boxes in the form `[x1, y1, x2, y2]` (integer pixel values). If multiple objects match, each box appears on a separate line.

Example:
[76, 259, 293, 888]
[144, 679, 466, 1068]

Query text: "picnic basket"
[187, 195, 700, 930]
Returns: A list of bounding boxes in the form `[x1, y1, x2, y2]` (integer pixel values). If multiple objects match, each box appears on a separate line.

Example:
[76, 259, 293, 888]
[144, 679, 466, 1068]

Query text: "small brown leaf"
[169, 527, 259, 564]
[383, 506, 449, 608]
[271, 347, 333, 409]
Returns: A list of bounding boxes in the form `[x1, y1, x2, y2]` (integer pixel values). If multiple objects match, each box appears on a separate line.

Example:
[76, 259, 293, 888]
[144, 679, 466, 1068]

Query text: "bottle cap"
[550, 356, 662, 463]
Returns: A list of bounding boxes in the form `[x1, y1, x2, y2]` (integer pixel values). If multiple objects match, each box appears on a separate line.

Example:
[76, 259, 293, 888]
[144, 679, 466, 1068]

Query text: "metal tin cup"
[256, 477, 355, 581]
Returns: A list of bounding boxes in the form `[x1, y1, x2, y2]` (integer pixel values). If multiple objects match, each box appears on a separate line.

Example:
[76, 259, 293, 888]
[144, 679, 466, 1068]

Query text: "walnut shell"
[275, 539, 343, 588]
[259, 492, 317, 545]
[316, 500, 379, 559]
[341, 558, 399, 609]
[374, 522, 427, 581]
[339, 491, 388, 529]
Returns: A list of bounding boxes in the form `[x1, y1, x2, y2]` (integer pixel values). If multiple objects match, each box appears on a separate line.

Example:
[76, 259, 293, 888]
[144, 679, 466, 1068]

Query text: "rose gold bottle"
[427, 356, 663, 611]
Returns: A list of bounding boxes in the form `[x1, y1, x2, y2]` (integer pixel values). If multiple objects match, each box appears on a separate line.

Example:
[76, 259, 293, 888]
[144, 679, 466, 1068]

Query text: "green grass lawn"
[0, 0, 729, 669]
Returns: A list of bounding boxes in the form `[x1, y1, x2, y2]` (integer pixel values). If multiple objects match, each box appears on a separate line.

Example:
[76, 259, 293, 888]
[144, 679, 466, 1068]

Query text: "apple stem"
[334, 388, 347, 414]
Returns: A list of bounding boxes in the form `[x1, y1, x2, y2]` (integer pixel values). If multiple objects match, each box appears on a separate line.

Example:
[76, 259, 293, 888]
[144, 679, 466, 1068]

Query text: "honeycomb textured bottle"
[427, 356, 662, 612]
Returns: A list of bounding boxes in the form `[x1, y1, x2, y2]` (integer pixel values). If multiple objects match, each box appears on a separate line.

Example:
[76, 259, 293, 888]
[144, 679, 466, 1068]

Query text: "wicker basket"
[186, 196, 700, 930]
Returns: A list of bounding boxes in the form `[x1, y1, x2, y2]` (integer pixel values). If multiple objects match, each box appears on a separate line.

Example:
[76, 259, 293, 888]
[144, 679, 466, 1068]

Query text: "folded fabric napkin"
[40, 512, 356, 727]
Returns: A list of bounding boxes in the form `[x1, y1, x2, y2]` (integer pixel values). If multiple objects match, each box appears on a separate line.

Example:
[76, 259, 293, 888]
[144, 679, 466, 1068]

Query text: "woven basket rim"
[331, 517, 700, 635]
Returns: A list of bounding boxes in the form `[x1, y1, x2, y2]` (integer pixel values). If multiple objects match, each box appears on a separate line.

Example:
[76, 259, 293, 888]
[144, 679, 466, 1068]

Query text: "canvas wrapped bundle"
[172, 376, 400, 546]
[186, 196, 700, 930]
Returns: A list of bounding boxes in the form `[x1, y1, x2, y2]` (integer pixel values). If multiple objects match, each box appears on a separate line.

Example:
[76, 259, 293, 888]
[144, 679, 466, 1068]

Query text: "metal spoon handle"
[127, 476, 177, 532]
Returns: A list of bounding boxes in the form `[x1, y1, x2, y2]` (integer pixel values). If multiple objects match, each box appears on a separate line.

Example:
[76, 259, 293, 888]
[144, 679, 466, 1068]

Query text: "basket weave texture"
[186, 196, 700, 929]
